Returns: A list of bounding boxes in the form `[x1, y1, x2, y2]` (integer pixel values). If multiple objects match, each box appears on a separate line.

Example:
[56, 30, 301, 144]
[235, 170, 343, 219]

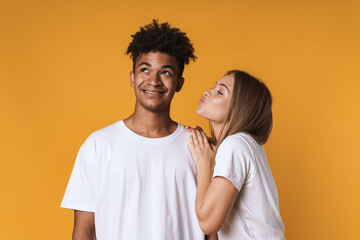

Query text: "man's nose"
[147, 73, 162, 86]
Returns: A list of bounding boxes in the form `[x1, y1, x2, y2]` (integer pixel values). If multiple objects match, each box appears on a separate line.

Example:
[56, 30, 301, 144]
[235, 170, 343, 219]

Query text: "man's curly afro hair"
[126, 19, 197, 77]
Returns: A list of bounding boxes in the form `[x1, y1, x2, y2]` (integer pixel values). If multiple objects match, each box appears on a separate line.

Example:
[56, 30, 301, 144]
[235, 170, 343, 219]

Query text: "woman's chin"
[195, 108, 207, 120]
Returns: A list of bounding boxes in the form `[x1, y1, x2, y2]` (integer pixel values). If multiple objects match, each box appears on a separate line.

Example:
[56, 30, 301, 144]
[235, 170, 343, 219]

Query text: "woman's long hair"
[210, 70, 273, 146]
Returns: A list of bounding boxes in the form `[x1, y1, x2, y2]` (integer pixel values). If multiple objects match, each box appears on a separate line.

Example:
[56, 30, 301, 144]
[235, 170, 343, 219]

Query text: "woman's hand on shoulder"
[189, 129, 215, 170]
[185, 125, 203, 132]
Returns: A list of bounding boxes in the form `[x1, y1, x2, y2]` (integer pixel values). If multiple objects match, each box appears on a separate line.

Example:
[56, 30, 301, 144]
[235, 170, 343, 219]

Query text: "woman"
[188, 70, 285, 240]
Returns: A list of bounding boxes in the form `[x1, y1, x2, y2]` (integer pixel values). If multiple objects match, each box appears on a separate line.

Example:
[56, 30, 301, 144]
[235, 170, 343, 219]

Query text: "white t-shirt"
[213, 133, 285, 240]
[61, 120, 204, 240]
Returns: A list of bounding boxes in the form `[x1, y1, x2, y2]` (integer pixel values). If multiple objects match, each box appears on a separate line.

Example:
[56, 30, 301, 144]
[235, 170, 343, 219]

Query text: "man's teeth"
[145, 90, 162, 94]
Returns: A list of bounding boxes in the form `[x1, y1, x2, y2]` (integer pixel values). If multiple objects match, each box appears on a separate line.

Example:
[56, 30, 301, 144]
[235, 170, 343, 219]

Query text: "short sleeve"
[212, 135, 253, 191]
[61, 136, 96, 212]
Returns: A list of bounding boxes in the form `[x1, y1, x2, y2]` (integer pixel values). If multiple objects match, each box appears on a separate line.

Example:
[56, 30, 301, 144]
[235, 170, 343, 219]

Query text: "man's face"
[130, 51, 184, 113]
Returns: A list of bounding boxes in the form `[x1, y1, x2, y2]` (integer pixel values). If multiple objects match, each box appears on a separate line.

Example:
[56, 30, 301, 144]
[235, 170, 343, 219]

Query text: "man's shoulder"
[86, 121, 190, 145]
[86, 121, 124, 143]
[174, 124, 191, 140]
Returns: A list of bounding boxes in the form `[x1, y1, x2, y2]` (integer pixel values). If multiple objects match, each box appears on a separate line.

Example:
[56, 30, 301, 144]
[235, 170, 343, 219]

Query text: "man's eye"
[140, 68, 149, 73]
[162, 71, 171, 76]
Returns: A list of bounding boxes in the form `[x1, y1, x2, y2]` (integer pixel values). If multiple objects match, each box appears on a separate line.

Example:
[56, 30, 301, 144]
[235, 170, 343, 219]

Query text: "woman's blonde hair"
[211, 70, 273, 146]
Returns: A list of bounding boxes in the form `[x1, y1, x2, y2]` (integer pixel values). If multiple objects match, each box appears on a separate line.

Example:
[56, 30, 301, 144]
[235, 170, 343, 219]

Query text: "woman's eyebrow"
[216, 82, 230, 92]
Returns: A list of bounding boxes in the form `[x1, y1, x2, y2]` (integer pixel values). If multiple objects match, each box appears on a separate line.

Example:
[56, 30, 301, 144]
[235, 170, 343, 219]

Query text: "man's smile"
[141, 89, 167, 95]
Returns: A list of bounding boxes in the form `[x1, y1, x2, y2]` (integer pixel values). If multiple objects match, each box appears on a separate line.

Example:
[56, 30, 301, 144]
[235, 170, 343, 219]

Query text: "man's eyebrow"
[137, 62, 151, 68]
[216, 82, 230, 92]
[137, 62, 175, 72]
[162, 65, 175, 72]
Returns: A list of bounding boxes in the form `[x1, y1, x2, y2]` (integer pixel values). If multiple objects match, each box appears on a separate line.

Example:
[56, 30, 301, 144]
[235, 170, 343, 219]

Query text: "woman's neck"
[210, 121, 226, 144]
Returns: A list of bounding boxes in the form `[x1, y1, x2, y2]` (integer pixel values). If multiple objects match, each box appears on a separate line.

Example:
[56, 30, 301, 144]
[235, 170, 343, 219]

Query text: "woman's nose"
[204, 89, 210, 96]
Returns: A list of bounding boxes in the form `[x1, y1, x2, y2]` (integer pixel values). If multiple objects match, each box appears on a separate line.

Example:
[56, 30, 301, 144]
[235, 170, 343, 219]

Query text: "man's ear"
[130, 71, 135, 87]
[176, 77, 185, 92]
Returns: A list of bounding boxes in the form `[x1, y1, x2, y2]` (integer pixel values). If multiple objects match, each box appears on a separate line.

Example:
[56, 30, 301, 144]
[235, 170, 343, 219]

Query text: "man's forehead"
[137, 51, 176, 61]
[135, 51, 178, 69]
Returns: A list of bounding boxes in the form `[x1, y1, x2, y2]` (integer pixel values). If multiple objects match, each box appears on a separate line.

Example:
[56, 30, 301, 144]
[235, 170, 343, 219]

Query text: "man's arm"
[72, 210, 96, 240]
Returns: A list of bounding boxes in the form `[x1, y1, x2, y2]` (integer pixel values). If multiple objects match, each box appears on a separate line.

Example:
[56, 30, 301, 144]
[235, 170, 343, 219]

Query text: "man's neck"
[124, 107, 178, 138]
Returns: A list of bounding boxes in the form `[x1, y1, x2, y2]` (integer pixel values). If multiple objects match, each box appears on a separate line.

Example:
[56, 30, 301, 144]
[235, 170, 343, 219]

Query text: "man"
[61, 20, 204, 239]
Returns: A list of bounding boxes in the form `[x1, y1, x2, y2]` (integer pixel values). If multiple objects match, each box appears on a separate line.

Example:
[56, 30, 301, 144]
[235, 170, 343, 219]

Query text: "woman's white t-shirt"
[213, 133, 285, 240]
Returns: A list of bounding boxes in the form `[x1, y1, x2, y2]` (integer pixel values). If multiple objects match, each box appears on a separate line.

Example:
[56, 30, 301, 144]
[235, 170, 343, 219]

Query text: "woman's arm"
[189, 130, 238, 235]
[197, 176, 238, 234]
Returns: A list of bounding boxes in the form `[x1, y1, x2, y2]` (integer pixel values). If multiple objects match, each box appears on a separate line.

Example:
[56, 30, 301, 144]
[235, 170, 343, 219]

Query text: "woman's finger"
[192, 125, 203, 132]
[191, 131, 199, 148]
[185, 125, 193, 132]
[200, 131, 210, 148]
[195, 130, 204, 147]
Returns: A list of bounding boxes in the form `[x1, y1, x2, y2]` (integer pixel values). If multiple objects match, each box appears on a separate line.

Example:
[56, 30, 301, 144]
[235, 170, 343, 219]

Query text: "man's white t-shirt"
[61, 120, 204, 240]
[213, 133, 285, 240]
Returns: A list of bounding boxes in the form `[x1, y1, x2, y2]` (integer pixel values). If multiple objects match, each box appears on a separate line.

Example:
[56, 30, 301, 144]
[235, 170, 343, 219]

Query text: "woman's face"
[196, 74, 234, 124]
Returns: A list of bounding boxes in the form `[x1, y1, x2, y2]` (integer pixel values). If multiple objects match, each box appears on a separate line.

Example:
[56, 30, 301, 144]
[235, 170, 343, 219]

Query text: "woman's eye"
[217, 90, 223, 95]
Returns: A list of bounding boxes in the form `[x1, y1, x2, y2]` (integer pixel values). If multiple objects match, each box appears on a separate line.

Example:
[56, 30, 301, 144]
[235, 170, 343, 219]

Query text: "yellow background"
[1, 0, 359, 239]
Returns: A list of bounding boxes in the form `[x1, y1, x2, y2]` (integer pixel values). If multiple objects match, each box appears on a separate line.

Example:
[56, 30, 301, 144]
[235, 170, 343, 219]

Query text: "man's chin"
[141, 103, 169, 113]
